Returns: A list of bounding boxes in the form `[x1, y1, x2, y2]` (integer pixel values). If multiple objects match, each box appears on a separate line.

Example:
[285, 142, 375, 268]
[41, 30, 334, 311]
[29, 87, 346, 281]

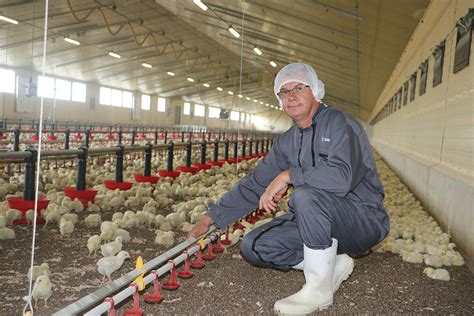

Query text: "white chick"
[101, 237, 123, 257]
[180, 222, 195, 233]
[112, 212, 124, 221]
[424, 255, 443, 268]
[97, 251, 130, 282]
[61, 213, 79, 225]
[87, 201, 101, 213]
[423, 267, 450, 281]
[84, 214, 102, 227]
[159, 221, 173, 232]
[0, 227, 15, 240]
[166, 212, 183, 228]
[6, 209, 22, 225]
[0, 215, 6, 228]
[59, 218, 75, 237]
[72, 198, 84, 212]
[113, 229, 130, 243]
[155, 214, 165, 227]
[28, 263, 51, 281]
[25, 209, 35, 225]
[32, 274, 53, 307]
[87, 235, 102, 256]
[154, 230, 175, 247]
[400, 250, 424, 264]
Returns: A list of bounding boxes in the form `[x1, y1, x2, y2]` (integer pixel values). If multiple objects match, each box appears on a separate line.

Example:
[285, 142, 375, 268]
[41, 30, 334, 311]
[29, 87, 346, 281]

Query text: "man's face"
[279, 82, 316, 123]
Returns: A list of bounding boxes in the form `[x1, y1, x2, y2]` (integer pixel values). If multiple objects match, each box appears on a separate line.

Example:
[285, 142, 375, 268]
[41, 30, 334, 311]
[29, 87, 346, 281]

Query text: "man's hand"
[259, 170, 290, 213]
[187, 215, 214, 240]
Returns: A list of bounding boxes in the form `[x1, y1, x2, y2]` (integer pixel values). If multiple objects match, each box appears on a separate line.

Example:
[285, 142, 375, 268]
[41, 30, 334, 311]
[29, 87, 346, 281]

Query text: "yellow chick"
[59, 218, 75, 237]
[87, 235, 102, 256]
[101, 237, 123, 257]
[28, 263, 51, 281]
[32, 274, 53, 307]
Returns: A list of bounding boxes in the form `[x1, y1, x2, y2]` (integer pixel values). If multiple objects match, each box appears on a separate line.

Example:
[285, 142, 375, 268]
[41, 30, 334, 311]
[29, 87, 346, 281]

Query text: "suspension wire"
[235, 11, 245, 175]
[22, 1, 50, 314]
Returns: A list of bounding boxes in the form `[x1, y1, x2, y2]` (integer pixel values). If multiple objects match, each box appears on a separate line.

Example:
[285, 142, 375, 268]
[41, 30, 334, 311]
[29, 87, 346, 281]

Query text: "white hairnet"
[274, 63, 325, 106]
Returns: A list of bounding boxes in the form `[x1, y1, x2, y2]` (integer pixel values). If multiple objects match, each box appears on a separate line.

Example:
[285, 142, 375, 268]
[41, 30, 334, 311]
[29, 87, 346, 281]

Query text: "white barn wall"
[369, 0, 473, 270]
[0, 67, 292, 132]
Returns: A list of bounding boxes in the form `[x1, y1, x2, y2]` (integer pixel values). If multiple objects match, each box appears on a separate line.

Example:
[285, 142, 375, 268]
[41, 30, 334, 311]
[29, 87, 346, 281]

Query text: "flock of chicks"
[0, 146, 467, 309]
[373, 153, 465, 280]
[0, 149, 266, 308]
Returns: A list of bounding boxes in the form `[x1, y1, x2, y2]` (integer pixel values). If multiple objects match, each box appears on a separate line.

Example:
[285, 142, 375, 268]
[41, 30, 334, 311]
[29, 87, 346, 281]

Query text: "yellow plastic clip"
[197, 236, 207, 250]
[24, 312, 31, 316]
[132, 256, 145, 291]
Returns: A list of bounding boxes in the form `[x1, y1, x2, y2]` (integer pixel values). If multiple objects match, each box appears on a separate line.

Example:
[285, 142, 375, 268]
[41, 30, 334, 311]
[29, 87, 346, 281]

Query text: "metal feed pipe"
[53, 229, 218, 316]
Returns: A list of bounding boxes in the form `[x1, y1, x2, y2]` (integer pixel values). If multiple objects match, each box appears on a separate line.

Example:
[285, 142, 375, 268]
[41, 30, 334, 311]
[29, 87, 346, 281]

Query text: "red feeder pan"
[191, 163, 212, 171]
[177, 251, 194, 279]
[244, 155, 253, 160]
[103, 180, 133, 190]
[7, 196, 49, 225]
[144, 272, 164, 304]
[213, 238, 225, 253]
[176, 165, 198, 174]
[208, 160, 225, 167]
[158, 133, 165, 140]
[158, 170, 181, 179]
[226, 158, 236, 164]
[31, 135, 40, 141]
[123, 285, 144, 316]
[0, 134, 8, 140]
[73, 135, 83, 140]
[190, 251, 206, 269]
[64, 187, 98, 208]
[134, 174, 160, 184]
[258, 152, 267, 157]
[221, 226, 232, 245]
[202, 240, 216, 261]
[137, 133, 146, 139]
[162, 261, 180, 291]
[106, 133, 115, 140]
[47, 135, 57, 141]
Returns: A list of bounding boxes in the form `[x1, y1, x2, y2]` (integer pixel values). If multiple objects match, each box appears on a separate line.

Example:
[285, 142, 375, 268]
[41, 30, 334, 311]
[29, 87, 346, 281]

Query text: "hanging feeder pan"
[7, 196, 49, 225]
[176, 165, 198, 174]
[158, 170, 181, 179]
[134, 174, 160, 183]
[103, 180, 133, 190]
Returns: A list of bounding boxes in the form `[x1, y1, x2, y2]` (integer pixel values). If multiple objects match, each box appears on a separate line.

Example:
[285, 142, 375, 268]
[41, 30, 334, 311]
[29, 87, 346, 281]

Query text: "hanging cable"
[22, 0, 49, 315]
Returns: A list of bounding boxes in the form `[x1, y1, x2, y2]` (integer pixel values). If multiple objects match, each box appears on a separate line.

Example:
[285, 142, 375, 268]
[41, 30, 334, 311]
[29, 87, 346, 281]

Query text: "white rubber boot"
[274, 239, 338, 315]
[292, 253, 354, 293]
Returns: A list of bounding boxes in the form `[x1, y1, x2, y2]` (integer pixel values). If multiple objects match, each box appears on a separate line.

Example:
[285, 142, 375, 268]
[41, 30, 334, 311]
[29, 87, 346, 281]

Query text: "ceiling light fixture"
[108, 51, 121, 59]
[253, 46, 262, 55]
[203, 83, 210, 87]
[217, 87, 223, 91]
[64, 37, 80, 45]
[228, 25, 240, 38]
[187, 77, 195, 82]
[246, 97, 251, 101]
[167, 71, 175, 76]
[141, 62, 152, 69]
[0, 15, 18, 25]
[269, 60, 277, 67]
[238, 94, 243, 98]
[259, 101, 264, 104]
[193, 0, 208, 11]
[253, 99, 258, 103]
[228, 91, 234, 95]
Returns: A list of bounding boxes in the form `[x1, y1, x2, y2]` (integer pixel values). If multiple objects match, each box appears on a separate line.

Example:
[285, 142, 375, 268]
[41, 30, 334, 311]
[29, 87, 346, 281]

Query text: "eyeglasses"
[277, 84, 310, 99]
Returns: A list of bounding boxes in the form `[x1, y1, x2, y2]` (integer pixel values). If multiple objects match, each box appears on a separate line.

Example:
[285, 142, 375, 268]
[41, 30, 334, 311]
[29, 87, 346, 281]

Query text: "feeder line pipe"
[84, 236, 214, 315]
[55, 228, 217, 316]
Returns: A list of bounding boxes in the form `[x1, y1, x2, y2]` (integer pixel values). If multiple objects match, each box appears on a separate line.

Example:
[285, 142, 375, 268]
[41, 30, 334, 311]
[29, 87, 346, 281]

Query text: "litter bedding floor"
[0, 223, 473, 315]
